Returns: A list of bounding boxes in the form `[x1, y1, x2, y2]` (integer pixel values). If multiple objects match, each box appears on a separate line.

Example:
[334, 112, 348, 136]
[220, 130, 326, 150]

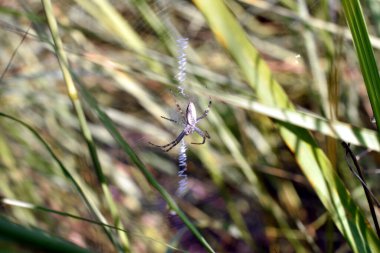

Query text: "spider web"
[0, 0, 223, 250]
[0, 1, 196, 251]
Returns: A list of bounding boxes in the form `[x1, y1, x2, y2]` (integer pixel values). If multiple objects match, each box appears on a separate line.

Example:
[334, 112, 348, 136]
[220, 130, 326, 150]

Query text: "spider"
[149, 98, 211, 152]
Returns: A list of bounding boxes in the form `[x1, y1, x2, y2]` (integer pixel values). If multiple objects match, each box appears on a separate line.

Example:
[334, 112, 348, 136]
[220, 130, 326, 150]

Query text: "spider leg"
[196, 98, 212, 122]
[175, 100, 186, 119]
[191, 127, 210, 145]
[167, 90, 187, 124]
[149, 131, 186, 152]
[161, 116, 178, 124]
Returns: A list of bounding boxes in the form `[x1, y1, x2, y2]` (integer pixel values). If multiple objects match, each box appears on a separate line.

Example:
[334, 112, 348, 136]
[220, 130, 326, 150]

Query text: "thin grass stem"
[41, 0, 130, 251]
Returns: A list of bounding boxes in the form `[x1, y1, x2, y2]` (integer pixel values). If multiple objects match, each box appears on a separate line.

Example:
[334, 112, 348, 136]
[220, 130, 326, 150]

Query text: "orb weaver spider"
[149, 98, 211, 152]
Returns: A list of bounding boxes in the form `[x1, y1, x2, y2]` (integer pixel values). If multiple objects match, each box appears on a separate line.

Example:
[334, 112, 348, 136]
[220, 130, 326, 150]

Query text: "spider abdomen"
[186, 102, 197, 126]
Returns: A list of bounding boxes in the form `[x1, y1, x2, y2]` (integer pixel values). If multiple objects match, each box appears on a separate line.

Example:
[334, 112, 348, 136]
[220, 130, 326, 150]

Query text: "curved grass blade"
[341, 142, 380, 237]
[342, 0, 380, 132]
[0, 217, 92, 253]
[1, 198, 188, 253]
[0, 25, 30, 82]
[89, 53, 380, 152]
[72, 75, 215, 253]
[193, 89, 380, 152]
[193, 0, 380, 252]
[41, 1, 215, 251]
[0, 112, 120, 249]
[41, 0, 130, 251]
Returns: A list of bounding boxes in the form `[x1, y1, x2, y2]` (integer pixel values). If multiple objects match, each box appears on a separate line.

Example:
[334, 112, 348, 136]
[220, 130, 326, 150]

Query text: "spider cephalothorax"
[149, 99, 211, 152]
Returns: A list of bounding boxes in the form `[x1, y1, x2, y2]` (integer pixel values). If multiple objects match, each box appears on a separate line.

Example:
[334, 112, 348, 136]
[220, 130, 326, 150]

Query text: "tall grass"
[1, 0, 380, 252]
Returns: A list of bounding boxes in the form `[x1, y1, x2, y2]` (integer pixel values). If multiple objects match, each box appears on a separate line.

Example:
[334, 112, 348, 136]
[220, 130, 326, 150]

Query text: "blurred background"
[0, 0, 379, 252]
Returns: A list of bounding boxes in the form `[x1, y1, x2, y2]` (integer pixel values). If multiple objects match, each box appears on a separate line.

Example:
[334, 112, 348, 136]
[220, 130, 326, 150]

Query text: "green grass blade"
[2, 198, 187, 253]
[41, 2, 214, 250]
[0, 217, 92, 253]
[73, 76, 215, 253]
[193, 89, 380, 152]
[0, 112, 117, 247]
[194, 0, 380, 252]
[342, 0, 380, 131]
[41, 1, 131, 251]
